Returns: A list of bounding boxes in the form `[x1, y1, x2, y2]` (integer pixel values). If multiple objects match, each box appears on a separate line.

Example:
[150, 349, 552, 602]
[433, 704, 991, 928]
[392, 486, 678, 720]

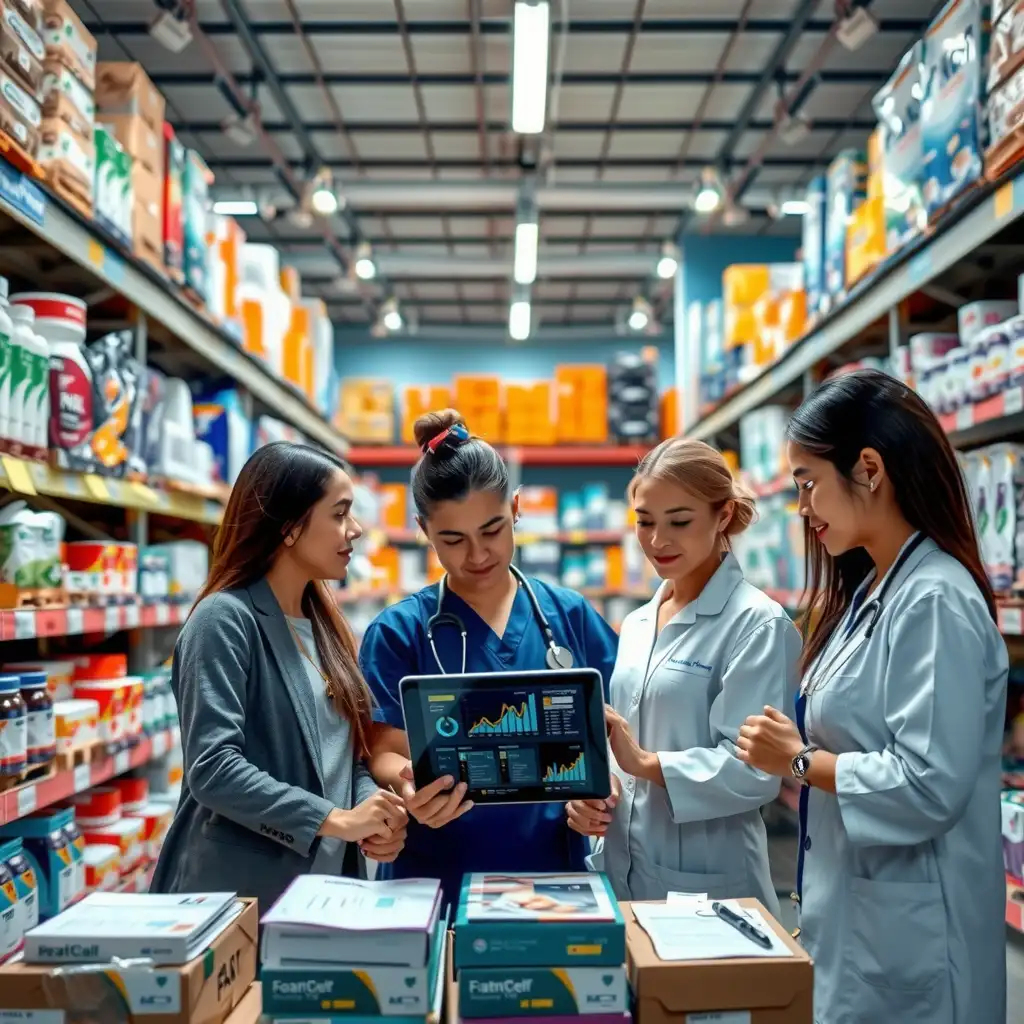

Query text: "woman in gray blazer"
[151, 442, 407, 914]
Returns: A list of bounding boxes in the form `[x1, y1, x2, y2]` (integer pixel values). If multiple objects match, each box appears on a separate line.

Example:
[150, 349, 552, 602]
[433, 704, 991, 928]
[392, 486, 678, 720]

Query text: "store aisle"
[768, 828, 1024, 1022]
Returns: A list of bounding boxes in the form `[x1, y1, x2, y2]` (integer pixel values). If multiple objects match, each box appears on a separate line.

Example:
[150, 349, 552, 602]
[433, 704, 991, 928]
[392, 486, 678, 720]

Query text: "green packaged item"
[93, 125, 133, 248]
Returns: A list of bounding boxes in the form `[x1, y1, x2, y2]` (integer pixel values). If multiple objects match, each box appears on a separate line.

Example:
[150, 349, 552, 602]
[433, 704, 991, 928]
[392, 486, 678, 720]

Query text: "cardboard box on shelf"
[93, 122, 131, 246]
[183, 148, 212, 301]
[38, 115, 92, 214]
[133, 197, 163, 273]
[0, 64, 41, 156]
[163, 122, 185, 283]
[95, 60, 163, 130]
[98, 110, 162, 178]
[624, 900, 813, 1024]
[401, 384, 452, 445]
[0, 898, 259, 1024]
[41, 0, 95, 90]
[40, 59, 93, 143]
[1, 0, 45, 95]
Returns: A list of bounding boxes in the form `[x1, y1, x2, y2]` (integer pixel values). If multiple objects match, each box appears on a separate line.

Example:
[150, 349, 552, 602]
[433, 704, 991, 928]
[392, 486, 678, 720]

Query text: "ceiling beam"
[82, 18, 928, 36]
[174, 118, 877, 134]
[151, 70, 884, 87]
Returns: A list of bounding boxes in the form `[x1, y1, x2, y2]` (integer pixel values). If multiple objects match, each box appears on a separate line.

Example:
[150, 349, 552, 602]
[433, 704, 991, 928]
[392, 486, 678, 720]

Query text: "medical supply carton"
[454, 873, 625, 969]
[457, 964, 629, 1018]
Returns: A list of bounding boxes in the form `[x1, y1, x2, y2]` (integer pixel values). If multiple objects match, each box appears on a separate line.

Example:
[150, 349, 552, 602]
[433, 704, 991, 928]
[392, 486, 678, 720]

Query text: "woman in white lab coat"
[738, 369, 1007, 1024]
[567, 437, 801, 915]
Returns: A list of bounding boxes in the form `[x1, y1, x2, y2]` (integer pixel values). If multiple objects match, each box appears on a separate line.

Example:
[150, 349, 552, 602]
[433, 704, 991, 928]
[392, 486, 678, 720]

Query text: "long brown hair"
[787, 369, 995, 674]
[197, 442, 373, 756]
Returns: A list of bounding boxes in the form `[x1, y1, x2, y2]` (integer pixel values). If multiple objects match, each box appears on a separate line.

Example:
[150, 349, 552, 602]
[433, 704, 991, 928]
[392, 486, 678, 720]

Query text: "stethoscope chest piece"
[546, 645, 575, 670]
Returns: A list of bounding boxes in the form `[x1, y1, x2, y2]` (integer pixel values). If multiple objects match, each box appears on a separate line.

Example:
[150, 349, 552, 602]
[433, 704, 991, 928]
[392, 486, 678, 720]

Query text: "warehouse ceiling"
[73, 0, 941, 335]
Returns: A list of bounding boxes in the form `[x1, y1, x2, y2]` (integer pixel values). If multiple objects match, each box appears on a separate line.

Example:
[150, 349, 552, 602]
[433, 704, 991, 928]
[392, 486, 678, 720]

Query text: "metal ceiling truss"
[76, 0, 940, 332]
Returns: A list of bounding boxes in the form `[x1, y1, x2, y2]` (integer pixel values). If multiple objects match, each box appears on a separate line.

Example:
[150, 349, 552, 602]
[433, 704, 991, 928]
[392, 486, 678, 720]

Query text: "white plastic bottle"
[10, 306, 45, 458]
[30, 322, 48, 456]
[0, 279, 13, 450]
[8, 305, 33, 455]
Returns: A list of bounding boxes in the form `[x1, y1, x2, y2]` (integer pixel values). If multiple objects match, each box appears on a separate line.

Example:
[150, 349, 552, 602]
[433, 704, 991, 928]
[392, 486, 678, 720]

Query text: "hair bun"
[413, 408, 467, 451]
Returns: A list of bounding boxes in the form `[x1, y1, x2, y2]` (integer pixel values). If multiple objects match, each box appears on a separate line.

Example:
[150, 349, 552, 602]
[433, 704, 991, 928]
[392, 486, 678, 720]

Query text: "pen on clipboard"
[711, 901, 773, 950]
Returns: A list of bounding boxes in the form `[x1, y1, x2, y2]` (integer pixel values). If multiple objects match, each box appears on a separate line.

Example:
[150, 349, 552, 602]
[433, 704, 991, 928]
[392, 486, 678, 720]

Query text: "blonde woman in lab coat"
[567, 438, 801, 915]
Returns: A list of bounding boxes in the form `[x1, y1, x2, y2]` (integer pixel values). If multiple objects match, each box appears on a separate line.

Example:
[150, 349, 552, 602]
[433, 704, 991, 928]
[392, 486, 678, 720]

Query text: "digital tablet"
[399, 668, 612, 805]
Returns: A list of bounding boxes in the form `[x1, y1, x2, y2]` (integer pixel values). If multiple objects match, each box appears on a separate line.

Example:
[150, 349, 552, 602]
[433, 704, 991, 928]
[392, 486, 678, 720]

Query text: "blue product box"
[183, 148, 212, 301]
[920, 0, 988, 219]
[824, 150, 868, 307]
[454, 873, 626, 969]
[874, 42, 928, 252]
[194, 388, 254, 486]
[1, 837, 40, 939]
[0, 809, 76, 919]
[802, 176, 827, 317]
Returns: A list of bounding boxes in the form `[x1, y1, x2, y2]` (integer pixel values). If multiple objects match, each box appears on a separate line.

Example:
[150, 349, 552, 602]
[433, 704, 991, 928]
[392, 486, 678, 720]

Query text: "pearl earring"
[869, 481, 876, 492]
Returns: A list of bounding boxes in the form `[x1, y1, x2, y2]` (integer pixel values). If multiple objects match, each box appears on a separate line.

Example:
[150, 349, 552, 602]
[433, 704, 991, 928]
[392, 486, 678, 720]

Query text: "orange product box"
[72, 680, 127, 745]
[606, 545, 625, 590]
[723, 264, 771, 307]
[462, 407, 502, 444]
[377, 483, 409, 530]
[724, 302, 757, 349]
[845, 195, 886, 287]
[342, 378, 395, 415]
[54, 697, 98, 752]
[779, 288, 807, 344]
[95, 61, 164, 130]
[369, 546, 400, 589]
[80, 816, 145, 874]
[280, 265, 301, 301]
[402, 384, 453, 444]
[338, 411, 395, 445]
[660, 388, 679, 439]
[83, 842, 119, 893]
[282, 302, 311, 391]
[42, 0, 96, 89]
[453, 375, 502, 410]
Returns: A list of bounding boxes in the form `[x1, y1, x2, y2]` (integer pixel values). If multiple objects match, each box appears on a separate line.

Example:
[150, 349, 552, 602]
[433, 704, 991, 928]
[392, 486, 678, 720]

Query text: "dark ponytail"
[411, 409, 510, 517]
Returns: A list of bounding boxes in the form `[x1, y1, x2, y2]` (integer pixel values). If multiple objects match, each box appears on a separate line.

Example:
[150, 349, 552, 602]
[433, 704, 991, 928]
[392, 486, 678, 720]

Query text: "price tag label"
[105, 606, 121, 633]
[87, 238, 105, 269]
[155, 603, 171, 627]
[84, 475, 111, 501]
[955, 405, 974, 431]
[13, 610, 34, 640]
[568, 530, 588, 545]
[114, 751, 130, 775]
[2, 457, 37, 495]
[73, 763, 91, 792]
[130, 482, 160, 506]
[16, 785, 36, 817]
[1002, 606, 1024, 635]
[153, 732, 168, 757]
[1005, 388, 1024, 416]
[66, 608, 84, 635]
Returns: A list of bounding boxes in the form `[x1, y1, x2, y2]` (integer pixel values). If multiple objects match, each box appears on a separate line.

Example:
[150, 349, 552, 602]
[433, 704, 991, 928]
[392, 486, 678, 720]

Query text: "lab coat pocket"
[847, 877, 947, 1019]
[632, 860, 739, 902]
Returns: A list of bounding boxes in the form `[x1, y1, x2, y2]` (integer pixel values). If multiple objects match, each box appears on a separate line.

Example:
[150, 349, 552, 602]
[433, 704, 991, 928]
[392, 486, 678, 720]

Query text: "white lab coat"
[799, 534, 1007, 1024]
[589, 553, 801, 917]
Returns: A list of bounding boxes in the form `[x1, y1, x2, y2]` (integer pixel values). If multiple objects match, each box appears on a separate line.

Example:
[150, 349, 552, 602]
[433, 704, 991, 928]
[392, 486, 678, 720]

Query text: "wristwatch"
[791, 745, 817, 784]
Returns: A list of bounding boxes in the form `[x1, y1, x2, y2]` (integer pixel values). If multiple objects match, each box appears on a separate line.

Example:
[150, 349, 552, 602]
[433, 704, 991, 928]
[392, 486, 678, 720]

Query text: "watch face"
[793, 754, 810, 777]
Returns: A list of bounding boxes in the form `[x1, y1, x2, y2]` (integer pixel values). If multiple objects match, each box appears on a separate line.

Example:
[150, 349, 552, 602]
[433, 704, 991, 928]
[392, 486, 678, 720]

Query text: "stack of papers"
[259, 876, 447, 1023]
[24, 892, 243, 965]
[632, 899, 795, 962]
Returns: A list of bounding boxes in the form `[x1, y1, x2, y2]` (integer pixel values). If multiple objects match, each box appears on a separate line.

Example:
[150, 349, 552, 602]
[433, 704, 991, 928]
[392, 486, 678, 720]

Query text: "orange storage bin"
[453, 375, 502, 410]
[402, 385, 453, 445]
[377, 483, 409, 530]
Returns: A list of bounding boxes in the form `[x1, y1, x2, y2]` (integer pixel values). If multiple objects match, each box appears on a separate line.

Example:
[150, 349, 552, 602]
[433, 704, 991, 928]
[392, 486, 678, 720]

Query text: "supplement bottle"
[6, 305, 31, 454]
[0, 674, 27, 777]
[20, 671, 54, 765]
[0, 278, 13, 450]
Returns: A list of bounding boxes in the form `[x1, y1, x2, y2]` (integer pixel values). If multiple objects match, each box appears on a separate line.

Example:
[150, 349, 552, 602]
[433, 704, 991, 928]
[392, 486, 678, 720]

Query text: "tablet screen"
[400, 669, 612, 804]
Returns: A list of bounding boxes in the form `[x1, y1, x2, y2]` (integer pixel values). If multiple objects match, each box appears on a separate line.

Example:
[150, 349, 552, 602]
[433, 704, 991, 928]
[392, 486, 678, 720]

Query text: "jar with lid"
[20, 671, 54, 765]
[0, 674, 27, 777]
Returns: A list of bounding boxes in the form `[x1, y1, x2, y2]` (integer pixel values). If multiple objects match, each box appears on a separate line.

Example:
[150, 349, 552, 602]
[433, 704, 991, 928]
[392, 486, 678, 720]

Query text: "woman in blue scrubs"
[360, 409, 619, 903]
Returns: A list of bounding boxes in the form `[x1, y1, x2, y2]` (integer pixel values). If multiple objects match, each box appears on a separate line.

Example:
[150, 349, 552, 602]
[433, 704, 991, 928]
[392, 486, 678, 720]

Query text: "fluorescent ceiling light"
[212, 199, 258, 216]
[656, 254, 678, 279]
[780, 199, 810, 216]
[383, 308, 403, 331]
[512, 1, 550, 134]
[514, 221, 539, 285]
[311, 186, 339, 216]
[355, 257, 377, 280]
[694, 185, 721, 214]
[509, 300, 531, 341]
[628, 308, 649, 331]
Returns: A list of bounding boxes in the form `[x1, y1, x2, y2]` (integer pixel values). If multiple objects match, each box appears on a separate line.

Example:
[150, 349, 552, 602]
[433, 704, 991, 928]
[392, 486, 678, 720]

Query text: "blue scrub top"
[359, 577, 619, 905]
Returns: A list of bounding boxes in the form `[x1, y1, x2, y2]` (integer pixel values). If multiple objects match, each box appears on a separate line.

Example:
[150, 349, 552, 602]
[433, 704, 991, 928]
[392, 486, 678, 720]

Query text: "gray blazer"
[150, 578, 377, 914]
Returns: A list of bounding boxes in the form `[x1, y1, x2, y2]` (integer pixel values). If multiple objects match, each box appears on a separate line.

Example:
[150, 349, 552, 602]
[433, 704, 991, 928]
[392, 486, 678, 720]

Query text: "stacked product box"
[38, 0, 96, 215]
[95, 61, 165, 272]
[0, 0, 45, 162]
[260, 875, 446, 1024]
[607, 352, 659, 445]
[0, 891, 258, 1024]
[183, 147, 212, 302]
[451, 873, 630, 1024]
[986, 0, 1024, 173]
[823, 150, 867, 310]
[802, 176, 828, 321]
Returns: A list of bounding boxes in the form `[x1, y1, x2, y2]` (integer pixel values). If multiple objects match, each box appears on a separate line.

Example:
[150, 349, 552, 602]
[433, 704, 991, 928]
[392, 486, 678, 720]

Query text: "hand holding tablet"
[399, 668, 612, 805]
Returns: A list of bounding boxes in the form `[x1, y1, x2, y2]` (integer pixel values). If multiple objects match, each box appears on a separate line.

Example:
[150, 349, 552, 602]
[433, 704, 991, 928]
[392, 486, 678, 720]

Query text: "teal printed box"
[262, 918, 445, 1018]
[454, 873, 626, 968]
[458, 965, 629, 1019]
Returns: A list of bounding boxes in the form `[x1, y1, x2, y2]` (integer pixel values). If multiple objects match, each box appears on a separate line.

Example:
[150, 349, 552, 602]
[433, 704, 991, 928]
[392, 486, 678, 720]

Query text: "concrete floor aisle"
[766, 829, 1024, 1022]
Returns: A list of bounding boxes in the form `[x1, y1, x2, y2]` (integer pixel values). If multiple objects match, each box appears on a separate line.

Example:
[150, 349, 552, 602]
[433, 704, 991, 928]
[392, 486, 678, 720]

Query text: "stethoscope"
[802, 531, 926, 696]
[426, 564, 575, 675]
